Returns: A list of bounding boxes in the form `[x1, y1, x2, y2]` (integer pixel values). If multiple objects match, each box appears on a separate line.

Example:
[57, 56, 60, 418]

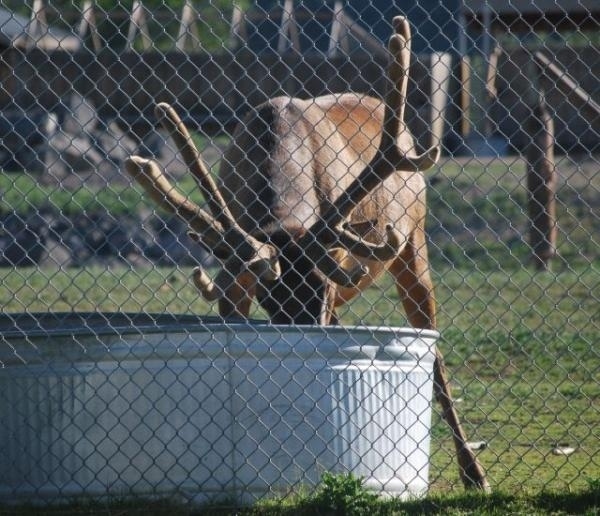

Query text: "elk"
[125, 16, 489, 491]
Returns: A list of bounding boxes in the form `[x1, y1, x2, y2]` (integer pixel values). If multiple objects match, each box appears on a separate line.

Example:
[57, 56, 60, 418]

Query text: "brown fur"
[218, 93, 431, 324]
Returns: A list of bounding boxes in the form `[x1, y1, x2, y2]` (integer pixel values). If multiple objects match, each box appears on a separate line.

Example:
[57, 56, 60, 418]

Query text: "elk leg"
[218, 273, 256, 320]
[391, 235, 490, 491]
[390, 231, 436, 328]
[432, 349, 490, 491]
[320, 282, 339, 326]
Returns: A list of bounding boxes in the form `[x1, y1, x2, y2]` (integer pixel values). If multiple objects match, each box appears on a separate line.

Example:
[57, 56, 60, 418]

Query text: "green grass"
[0, 170, 207, 216]
[0, 172, 144, 216]
[338, 261, 599, 493]
[411, 157, 599, 495]
[2, 262, 597, 497]
[1, 477, 599, 515]
[0, 155, 598, 509]
[0, 266, 220, 315]
[0, 130, 216, 216]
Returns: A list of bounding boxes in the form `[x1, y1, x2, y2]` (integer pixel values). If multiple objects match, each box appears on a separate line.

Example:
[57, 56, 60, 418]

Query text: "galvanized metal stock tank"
[0, 312, 438, 504]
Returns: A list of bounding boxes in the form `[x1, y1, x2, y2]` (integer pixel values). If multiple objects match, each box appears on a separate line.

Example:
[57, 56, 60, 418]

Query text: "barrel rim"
[0, 311, 440, 340]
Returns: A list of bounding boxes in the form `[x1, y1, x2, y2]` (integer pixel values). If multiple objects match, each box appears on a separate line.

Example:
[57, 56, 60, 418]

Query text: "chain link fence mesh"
[0, 0, 598, 508]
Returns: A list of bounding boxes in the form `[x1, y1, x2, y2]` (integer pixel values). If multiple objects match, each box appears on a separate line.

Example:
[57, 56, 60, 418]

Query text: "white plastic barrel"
[0, 313, 437, 504]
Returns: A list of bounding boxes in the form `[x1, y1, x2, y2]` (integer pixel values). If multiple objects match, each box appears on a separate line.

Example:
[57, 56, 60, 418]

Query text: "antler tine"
[314, 250, 370, 288]
[154, 103, 281, 280]
[191, 262, 245, 302]
[189, 230, 281, 300]
[155, 103, 235, 230]
[393, 15, 411, 44]
[298, 19, 439, 285]
[335, 223, 404, 260]
[384, 31, 440, 172]
[125, 156, 226, 250]
[378, 16, 410, 149]
[313, 21, 440, 234]
[192, 266, 224, 301]
[188, 230, 281, 283]
[126, 156, 278, 268]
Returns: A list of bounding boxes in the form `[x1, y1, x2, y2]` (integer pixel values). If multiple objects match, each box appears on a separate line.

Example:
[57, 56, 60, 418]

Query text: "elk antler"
[154, 103, 236, 231]
[301, 16, 440, 286]
[335, 222, 404, 260]
[126, 105, 281, 301]
[125, 156, 226, 251]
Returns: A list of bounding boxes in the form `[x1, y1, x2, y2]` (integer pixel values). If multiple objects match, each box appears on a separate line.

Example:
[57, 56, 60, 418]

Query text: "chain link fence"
[0, 0, 598, 508]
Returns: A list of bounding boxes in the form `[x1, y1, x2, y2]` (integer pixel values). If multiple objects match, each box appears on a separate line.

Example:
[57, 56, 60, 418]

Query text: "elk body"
[126, 16, 489, 490]
[215, 91, 434, 325]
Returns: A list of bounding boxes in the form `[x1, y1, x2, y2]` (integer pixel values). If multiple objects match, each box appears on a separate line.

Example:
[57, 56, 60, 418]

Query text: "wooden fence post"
[177, 0, 200, 52]
[229, 3, 248, 49]
[126, 1, 152, 52]
[327, 0, 349, 57]
[524, 51, 600, 270]
[525, 92, 557, 270]
[78, 0, 103, 53]
[26, 0, 48, 50]
[277, 0, 300, 54]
